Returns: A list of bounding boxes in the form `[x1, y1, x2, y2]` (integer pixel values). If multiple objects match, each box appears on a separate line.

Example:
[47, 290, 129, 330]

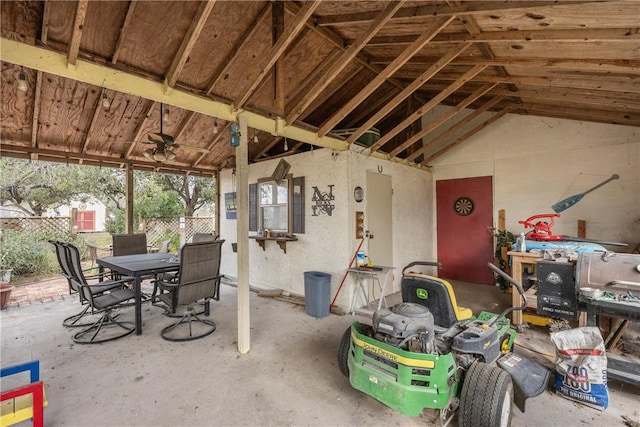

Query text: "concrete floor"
[1, 279, 638, 427]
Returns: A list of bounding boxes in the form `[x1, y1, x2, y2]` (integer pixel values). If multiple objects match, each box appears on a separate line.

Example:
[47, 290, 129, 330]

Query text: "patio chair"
[158, 239, 171, 253]
[64, 243, 136, 344]
[111, 233, 148, 256]
[192, 233, 218, 243]
[155, 240, 224, 341]
[49, 241, 125, 328]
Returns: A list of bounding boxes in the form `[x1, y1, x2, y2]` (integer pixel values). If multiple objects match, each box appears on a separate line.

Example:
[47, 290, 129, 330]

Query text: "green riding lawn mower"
[337, 262, 550, 427]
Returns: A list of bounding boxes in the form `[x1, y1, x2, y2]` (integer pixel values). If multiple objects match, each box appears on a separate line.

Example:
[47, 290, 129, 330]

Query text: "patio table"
[96, 253, 180, 335]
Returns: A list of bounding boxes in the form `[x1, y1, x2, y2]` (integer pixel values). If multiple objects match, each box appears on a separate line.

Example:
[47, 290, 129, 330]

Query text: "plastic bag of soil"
[550, 326, 608, 410]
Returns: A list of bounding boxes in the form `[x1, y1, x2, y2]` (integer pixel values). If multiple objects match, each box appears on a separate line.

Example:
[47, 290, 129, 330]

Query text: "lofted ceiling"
[1, 0, 638, 175]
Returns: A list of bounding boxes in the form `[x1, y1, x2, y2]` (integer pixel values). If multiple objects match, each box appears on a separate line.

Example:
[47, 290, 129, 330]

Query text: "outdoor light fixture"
[143, 148, 153, 159]
[230, 122, 240, 147]
[283, 138, 288, 151]
[253, 135, 259, 143]
[144, 147, 175, 162]
[101, 92, 111, 109]
[163, 107, 171, 125]
[17, 67, 27, 92]
[213, 121, 218, 134]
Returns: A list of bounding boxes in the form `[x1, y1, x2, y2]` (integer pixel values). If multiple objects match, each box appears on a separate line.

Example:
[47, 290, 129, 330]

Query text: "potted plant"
[0, 281, 14, 309]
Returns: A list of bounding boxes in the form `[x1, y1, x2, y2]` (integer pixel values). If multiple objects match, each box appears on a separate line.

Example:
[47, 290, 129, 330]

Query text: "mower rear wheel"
[459, 361, 513, 427]
[337, 327, 351, 377]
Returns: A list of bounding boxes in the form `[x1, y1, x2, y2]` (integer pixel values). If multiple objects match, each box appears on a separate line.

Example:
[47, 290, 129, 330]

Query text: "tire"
[337, 327, 352, 378]
[459, 361, 514, 427]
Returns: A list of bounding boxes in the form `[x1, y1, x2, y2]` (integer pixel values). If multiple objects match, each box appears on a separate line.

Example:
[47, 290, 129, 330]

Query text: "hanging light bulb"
[283, 138, 288, 151]
[101, 92, 111, 109]
[213, 121, 218, 134]
[253, 135, 259, 143]
[163, 107, 171, 125]
[17, 67, 27, 92]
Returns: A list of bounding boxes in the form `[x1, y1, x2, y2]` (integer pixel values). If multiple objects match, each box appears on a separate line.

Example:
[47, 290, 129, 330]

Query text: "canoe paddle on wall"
[552, 174, 619, 213]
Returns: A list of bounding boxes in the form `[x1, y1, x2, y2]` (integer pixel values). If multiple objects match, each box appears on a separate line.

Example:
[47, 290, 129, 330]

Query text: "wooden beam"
[173, 110, 198, 141]
[301, 65, 365, 123]
[111, 1, 137, 64]
[206, 3, 270, 94]
[235, 1, 320, 109]
[164, 1, 216, 89]
[41, 0, 51, 44]
[1, 38, 348, 152]
[286, 1, 407, 124]
[67, 0, 88, 67]
[273, 1, 285, 115]
[366, 28, 640, 46]
[317, 15, 455, 137]
[346, 43, 472, 145]
[284, 49, 341, 114]
[407, 95, 504, 162]
[520, 102, 640, 126]
[369, 65, 486, 152]
[315, 1, 599, 26]
[389, 83, 496, 158]
[30, 71, 43, 149]
[343, 88, 399, 128]
[236, 113, 251, 354]
[423, 106, 515, 164]
[125, 163, 134, 233]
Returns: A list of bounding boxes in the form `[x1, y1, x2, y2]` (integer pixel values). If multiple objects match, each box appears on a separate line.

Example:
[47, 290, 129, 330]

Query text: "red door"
[77, 211, 95, 231]
[436, 176, 494, 284]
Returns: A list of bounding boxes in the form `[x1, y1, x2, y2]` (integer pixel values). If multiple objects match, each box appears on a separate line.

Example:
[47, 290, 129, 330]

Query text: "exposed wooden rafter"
[111, 1, 137, 64]
[67, 0, 88, 67]
[164, 0, 216, 89]
[286, 0, 406, 124]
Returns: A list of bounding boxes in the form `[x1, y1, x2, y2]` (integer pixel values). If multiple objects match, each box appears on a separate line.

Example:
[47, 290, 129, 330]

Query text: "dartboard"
[454, 197, 474, 216]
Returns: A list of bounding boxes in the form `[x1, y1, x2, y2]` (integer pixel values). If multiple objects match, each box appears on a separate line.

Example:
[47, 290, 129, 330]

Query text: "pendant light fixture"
[17, 67, 27, 92]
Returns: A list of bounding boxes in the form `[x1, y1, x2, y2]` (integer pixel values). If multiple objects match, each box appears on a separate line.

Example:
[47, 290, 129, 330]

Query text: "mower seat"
[401, 274, 472, 328]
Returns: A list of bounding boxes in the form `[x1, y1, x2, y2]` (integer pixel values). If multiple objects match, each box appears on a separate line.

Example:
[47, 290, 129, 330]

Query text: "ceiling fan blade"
[174, 144, 210, 153]
[148, 132, 174, 145]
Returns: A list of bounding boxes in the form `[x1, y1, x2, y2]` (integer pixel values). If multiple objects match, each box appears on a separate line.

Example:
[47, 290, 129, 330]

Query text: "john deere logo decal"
[416, 289, 428, 299]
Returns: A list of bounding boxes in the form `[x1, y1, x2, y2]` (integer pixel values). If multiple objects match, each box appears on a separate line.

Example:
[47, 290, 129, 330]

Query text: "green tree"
[155, 174, 216, 216]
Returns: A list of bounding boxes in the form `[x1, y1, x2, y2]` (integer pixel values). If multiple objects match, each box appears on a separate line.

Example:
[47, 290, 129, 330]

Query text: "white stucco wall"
[424, 108, 640, 249]
[219, 147, 435, 310]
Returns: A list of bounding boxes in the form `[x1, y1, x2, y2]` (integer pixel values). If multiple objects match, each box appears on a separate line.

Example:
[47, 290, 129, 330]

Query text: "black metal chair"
[111, 233, 148, 256]
[49, 240, 125, 328]
[155, 240, 224, 341]
[63, 243, 137, 344]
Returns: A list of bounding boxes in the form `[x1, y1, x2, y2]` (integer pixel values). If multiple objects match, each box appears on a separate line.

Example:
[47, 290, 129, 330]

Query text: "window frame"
[257, 174, 293, 234]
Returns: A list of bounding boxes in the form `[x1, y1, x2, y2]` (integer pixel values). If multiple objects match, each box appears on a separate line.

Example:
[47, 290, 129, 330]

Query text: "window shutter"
[292, 176, 305, 234]
[249, 183, 257, 231]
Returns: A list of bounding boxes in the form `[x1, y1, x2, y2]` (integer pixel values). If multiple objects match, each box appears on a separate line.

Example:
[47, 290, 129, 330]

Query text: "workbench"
[508, 251, 542, 326]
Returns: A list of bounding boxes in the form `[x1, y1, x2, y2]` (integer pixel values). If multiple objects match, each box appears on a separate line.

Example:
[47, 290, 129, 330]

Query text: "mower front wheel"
[337, 327, 351, 377]
[459, 361, 514, 427]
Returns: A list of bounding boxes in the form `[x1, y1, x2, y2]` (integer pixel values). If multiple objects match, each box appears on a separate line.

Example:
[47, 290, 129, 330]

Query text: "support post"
[236, 115, 251, 354]
[125, 163, 134, 234]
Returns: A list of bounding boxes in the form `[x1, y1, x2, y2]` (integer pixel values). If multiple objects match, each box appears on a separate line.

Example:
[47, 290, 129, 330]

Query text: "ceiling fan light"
[17, 68, 27, 92]
[143, 149, 153, 159]
[153, 149, 167, 162]
[166, 150, 176, 161]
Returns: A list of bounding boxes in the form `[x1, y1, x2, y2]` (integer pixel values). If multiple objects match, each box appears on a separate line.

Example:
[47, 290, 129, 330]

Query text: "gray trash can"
[304, 271, 331, 318]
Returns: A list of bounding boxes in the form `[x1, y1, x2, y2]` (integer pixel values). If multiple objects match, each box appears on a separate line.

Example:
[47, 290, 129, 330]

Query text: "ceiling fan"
[133, 103, 210, 162]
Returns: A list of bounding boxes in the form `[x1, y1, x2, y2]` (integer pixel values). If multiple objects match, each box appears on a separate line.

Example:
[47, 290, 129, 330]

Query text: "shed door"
[436, 176, 494, 284]
[77, 210, 95, 231]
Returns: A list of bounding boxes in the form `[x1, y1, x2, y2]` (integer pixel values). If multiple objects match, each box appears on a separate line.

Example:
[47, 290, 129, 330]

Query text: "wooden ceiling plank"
[346, 43, 472, 145]
[30, 71, 43, 149]
[111, 1, 138, 65]
[389, 83, 496, 158]
[406, 95, 504, 162]
[302, 65, 365, 123]
[422, 106, 515, 164]
[235, 1, 320, 109]
[124, 100, 155, 158]
[173, 110, 198, 141]
[285, 49, 341, 113]
[369, 64, 486, 152]
[285, 0, 407, 124]
[80, 88, 106, 153]
[193, 121, 231, 166]
[521, 102, 640, 126]
[317, 15, 455, 137]
[67, 0, 88, 67]
[491, 87, 640, 111]
[165, 1, 216, 89]
[315, 1, 601, 26]
[206, 3, 270, 95]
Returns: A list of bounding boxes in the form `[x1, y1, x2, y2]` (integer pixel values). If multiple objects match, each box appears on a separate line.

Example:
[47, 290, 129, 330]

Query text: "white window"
[258, 177, 290, 232]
